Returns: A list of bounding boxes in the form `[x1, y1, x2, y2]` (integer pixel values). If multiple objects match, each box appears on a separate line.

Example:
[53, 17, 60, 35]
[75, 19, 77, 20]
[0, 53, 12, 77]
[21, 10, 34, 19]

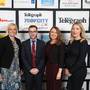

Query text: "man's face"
[29, 27, 38, 40]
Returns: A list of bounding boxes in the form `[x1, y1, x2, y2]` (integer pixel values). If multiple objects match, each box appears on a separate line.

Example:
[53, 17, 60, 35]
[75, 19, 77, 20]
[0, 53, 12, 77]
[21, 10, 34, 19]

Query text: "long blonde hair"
[70, 22, 86, 43]
[7, 23, 18, 30]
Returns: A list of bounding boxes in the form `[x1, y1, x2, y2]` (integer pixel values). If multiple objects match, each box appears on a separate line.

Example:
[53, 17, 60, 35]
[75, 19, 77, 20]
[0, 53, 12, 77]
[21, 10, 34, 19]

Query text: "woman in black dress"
[65, 22, 88, 90]
[45, 26, 65, 90]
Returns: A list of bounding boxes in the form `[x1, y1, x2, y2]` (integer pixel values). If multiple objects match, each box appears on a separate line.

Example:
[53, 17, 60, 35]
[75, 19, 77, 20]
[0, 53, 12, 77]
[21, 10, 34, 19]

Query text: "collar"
[30, 39, 37, 43]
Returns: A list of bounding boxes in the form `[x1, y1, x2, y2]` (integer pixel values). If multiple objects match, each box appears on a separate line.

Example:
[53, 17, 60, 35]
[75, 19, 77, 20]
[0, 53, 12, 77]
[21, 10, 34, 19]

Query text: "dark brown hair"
[49, 26, 63, 45]
[28, 25, 38, 31]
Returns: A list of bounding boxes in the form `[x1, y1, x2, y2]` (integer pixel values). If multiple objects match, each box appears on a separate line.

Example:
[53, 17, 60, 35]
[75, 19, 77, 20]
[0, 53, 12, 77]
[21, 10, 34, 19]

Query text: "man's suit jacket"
[21, 39, 45, 74]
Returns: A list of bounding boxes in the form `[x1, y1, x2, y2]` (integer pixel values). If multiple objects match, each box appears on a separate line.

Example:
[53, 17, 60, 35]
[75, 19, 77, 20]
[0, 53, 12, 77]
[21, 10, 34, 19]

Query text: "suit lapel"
[6, 36, 14, 48]
[36, 39, 40, 57]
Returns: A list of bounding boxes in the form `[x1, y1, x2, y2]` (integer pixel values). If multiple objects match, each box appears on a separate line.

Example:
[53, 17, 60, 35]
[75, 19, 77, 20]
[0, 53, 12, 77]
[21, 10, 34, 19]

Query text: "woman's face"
[50, 28, 58, 40]
[8, 25, 17, 37]
[71, 24, 81, 38]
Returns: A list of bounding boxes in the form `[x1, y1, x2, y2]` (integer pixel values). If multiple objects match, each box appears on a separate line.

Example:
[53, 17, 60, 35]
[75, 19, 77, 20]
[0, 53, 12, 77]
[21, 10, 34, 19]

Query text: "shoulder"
[22, 39, 30, 43]
[22, 39, 30, 46]
[0, 35, 9, 43]
[80, 39, 88, 44]
[0, 35, 8, 40]
[37, 39, 45, 45]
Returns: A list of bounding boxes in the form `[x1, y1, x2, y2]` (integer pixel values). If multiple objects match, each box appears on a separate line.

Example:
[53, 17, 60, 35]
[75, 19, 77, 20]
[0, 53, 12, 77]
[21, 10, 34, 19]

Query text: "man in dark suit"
[21, 25, 45, 90]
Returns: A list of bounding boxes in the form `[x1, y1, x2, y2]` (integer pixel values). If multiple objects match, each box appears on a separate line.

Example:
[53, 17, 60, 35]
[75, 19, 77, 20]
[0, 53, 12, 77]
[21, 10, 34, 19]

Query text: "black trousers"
[66, 67, 87, 90]
[24, 72, 43, 90]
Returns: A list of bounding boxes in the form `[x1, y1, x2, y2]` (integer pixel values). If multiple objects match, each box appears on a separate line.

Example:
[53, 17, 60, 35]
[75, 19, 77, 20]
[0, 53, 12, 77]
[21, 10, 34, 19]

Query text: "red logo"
[0, 18, 8, 22]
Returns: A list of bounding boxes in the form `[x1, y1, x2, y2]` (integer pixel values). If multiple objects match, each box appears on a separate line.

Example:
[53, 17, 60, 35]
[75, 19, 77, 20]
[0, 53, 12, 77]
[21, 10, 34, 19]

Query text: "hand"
[20, 70, 24, 76]
[56, 68, 62, 80]
[0, 74, 4, 81]
[30, 68, 39, 75]
[64, 68, 71, 76]
[56, 72, 61, 80]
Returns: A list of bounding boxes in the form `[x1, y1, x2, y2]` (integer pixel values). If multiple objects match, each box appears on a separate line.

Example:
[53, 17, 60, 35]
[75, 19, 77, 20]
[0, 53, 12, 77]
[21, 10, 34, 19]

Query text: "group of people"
[0, 22, 88, 90]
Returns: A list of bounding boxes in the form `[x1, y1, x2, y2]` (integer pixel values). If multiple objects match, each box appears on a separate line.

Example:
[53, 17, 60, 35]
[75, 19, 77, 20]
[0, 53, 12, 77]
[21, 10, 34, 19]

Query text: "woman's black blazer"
[0, 35, 22, 69]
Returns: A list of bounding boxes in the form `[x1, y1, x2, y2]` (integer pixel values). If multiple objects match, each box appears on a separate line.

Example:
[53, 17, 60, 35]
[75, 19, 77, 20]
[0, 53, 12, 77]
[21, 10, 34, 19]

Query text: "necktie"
[32, 41, 36, 68]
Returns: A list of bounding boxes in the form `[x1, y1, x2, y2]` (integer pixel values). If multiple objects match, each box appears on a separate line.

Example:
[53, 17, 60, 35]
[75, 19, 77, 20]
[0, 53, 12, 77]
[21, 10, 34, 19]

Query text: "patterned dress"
[1, 41, 21, 90]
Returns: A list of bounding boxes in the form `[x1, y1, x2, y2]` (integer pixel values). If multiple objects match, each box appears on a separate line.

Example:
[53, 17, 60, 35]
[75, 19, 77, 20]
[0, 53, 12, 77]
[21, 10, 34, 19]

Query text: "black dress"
[65, 39, 88, 90]
[45, 42, 65, 90]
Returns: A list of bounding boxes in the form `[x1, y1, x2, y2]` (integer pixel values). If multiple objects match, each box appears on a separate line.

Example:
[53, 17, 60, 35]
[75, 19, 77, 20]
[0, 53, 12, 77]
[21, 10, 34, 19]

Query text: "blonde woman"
[0, 23, 22, 90]
[65, 22, 88, 90]
[45, 26, 65, 90]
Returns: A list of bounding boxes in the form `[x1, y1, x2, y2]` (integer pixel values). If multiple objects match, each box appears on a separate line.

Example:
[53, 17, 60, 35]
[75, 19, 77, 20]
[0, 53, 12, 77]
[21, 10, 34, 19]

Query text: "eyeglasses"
[29, 31, 37, 33]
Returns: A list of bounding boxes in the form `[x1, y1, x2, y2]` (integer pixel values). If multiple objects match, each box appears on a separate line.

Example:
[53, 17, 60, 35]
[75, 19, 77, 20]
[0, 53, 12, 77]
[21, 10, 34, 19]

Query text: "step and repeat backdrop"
[0, 0, 90, 90]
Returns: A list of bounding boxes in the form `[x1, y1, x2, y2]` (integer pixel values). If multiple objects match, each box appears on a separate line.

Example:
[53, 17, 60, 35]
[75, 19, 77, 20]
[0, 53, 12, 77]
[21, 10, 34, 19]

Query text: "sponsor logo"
[0, 0, 5, 6]
[24, 18, 48, 23]
[0, 18, 14, 22]
[24, 13, 42, 17]
[58, 17, 87, 24]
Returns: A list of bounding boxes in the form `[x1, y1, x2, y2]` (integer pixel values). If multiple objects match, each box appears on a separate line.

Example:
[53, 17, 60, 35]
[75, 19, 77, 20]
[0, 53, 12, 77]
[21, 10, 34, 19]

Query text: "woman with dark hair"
[45, 26, 65, 90]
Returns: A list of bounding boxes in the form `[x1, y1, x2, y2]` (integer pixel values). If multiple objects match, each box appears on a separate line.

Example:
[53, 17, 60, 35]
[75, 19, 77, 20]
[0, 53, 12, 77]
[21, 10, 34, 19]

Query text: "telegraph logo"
[0, 0, 6, 6]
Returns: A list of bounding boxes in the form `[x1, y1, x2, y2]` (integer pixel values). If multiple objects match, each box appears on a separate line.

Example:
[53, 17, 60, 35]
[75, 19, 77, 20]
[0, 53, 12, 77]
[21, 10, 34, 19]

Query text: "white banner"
[85, 0, 90, 3]
[37, 0, 58, 8]
[14, 0, 35, 8]
[56, 11, 89, 31]
[19, 10, 53, 31]
[83, 0, 90, 9]
[60, 0, 81, 9]
[0, 10, 16, 31]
